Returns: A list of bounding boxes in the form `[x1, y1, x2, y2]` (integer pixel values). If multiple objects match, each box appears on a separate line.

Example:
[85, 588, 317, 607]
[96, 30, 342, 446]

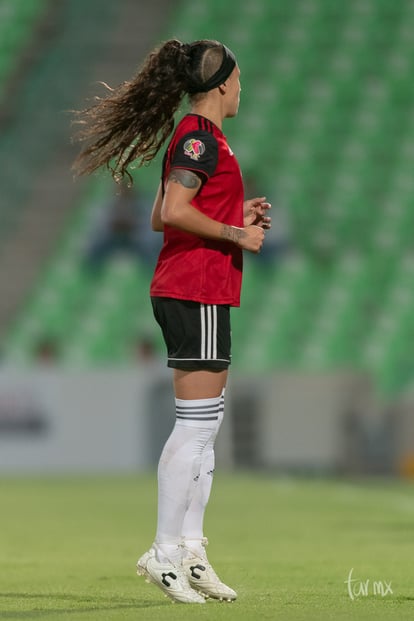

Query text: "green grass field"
[1, 474, 414, 620]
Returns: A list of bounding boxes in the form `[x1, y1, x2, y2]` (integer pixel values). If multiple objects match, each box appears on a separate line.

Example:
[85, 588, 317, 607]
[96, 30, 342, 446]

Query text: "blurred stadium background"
[1, 0, 414, 477]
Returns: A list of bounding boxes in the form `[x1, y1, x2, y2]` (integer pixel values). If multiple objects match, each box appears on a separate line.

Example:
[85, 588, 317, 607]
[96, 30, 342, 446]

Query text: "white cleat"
[136, 546, 206, 604]
[182, 538, 237, 602]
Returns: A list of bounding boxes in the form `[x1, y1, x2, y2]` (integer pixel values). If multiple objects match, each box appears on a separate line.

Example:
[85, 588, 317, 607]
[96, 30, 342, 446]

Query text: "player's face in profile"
[224, 65, 241, 118]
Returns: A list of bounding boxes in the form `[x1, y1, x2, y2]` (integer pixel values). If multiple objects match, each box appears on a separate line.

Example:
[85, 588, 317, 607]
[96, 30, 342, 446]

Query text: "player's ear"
[218, 82, 227, 95]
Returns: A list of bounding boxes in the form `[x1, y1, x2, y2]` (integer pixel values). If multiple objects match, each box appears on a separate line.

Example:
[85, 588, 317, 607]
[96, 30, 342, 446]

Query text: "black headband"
[187, 44, 236, 94]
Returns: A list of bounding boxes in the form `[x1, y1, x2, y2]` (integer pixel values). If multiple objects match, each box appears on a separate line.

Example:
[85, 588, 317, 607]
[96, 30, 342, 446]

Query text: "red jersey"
[150, 114, 244, 306]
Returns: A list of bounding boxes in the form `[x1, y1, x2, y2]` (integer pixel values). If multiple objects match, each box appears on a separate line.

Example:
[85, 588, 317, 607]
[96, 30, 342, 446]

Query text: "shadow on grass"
[0, 591, 170, 618]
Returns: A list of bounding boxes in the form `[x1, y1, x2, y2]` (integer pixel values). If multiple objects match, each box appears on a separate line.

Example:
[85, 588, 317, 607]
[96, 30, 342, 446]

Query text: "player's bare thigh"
[173, 368, 228, 399]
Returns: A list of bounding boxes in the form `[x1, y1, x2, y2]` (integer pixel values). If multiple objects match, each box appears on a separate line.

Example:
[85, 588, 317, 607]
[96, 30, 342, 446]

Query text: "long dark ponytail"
[72, 39, 225, 183]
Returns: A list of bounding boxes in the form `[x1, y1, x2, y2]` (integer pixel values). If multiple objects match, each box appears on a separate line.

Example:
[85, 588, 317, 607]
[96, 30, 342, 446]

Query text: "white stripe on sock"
[175, 397, 221, 422]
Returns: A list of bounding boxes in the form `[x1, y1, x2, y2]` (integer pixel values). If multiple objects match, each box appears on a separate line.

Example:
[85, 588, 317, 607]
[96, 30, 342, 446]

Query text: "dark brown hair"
[72, 39, 226, 183]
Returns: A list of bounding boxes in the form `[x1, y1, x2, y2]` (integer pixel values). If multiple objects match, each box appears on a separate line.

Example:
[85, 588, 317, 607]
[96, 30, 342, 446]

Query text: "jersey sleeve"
[170, 130, 218, 182]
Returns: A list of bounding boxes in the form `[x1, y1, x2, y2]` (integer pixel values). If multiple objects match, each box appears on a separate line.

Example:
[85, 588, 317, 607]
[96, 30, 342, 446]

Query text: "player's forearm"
[162, 199, 237, 242]
[162, 199, 264, 252]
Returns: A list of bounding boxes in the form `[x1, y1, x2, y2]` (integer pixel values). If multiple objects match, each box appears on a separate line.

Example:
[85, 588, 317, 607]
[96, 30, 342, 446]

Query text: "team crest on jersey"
[183, 138, 206, 161]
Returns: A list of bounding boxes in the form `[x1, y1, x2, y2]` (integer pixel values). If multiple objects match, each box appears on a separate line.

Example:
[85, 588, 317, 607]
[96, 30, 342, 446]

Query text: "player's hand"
[236, 224, 265, 253]
[243, 197, 271, 230]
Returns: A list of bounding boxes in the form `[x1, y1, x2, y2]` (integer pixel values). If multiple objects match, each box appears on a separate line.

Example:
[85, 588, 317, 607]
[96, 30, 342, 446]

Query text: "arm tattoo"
[168, 169, 201, 190]
[221, 224, 246, 245]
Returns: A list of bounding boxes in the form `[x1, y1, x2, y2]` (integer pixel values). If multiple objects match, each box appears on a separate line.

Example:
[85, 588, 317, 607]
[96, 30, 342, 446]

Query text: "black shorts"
[151, 297, 231, 370]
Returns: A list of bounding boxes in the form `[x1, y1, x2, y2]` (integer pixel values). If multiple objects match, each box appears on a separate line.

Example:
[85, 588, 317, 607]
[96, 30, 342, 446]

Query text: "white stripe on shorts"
[212, 305, 217, 359]
[200, 304, 218, 360]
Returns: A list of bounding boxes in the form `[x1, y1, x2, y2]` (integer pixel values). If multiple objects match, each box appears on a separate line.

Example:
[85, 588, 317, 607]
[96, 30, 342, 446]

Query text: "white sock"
[153, 542, 182, 564]
[181, 389, 225, 545]
[155, 395, 222, 563]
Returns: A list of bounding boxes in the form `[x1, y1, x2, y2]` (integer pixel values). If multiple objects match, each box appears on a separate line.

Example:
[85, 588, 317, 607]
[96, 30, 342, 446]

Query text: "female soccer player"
[73, 38, 270, 604]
